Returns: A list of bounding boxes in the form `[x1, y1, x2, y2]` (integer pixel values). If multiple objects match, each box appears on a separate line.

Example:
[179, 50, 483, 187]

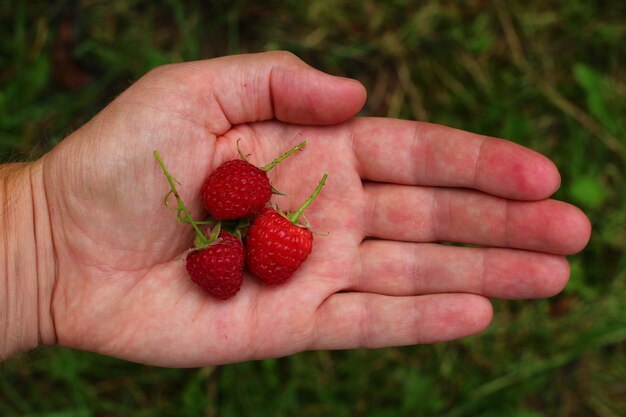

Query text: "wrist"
[0, 158, 56, 361]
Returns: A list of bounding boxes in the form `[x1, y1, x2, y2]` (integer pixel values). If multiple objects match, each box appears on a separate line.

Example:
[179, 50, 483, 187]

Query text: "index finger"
[352, 118, 561, 200]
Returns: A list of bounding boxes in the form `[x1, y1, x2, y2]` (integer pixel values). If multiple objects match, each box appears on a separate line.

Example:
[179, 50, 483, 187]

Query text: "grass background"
[1, 0, 625, 416]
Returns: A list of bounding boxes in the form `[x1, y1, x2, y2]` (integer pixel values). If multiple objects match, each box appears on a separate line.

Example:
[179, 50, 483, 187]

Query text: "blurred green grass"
[1, 0, 625, 416]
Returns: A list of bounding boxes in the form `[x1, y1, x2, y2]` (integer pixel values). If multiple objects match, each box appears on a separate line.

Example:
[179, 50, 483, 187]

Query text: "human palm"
[41, 53, 590, 367]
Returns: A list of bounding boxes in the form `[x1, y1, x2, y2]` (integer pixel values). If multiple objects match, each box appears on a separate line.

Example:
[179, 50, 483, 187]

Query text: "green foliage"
[573, 64, 619, 135]
[1, 0, 625, 416]
[569, 176, 609, 209]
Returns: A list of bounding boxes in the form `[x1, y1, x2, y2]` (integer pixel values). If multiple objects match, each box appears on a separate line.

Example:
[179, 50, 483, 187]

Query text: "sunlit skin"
[33, 52, 590, 367]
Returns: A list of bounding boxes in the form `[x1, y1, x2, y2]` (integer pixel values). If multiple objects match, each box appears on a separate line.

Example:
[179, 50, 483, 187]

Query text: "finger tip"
[484, 141, 562, 200]
[471, 296, 494, 334]
[551, 256, 571, 296]
[545, 202, 592, 255]
[536, 254, 571, 298]
[519, 152, 562, 200]
[315, 74, 367, 124]
[565, 206, 592, 254]
[533, 201, 592, 255]
[436, 295, 493, 341]
[539, 157, 562, 196]
[273, 58, 367, 125]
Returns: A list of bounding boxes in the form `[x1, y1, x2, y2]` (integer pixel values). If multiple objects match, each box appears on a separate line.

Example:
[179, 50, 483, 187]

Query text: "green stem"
[261, 141, 307, 171]
[289, 173, 328, 223]
[153, 150, 210, 246]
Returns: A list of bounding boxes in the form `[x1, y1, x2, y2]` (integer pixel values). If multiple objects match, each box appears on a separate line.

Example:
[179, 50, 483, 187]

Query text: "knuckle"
[264, 50, 301, 64]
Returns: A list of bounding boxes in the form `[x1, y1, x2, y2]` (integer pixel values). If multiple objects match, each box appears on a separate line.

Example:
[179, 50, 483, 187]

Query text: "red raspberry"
[246, 173, 328, 284]
[202, 160, 271, 220]
[201, 141, 307, 220]
[246, 208, 313, 284]
[185, 232, 245, 299]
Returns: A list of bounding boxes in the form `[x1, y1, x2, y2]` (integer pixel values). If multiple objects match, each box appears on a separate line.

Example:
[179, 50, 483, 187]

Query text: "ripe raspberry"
[201, 141, 306, 220]
[186, 231, 245, 299]
[246, 208, 313, 284]
[246, 173, 328, 284]
[202, 160, 272, 220]
[154, 150, 248, 299]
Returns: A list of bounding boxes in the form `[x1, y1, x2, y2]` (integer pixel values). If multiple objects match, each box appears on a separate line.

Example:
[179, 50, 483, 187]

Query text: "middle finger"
[362, 183, 588, 255]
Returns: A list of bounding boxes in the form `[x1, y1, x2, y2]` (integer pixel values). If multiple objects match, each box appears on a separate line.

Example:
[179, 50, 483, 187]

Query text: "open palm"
[42, 52, 590, 367]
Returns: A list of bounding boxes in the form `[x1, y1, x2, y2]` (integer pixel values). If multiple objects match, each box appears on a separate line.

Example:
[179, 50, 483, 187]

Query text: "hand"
[39, 52, 590, 367]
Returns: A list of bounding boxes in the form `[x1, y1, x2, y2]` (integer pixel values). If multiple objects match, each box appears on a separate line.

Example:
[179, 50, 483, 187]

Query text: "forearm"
[0, 159, 56, 361]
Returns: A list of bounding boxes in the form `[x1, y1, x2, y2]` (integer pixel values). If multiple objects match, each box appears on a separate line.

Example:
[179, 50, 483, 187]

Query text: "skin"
[1, 51, 591, 367]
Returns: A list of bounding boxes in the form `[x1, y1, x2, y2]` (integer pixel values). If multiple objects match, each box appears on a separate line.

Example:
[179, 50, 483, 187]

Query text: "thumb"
[133, 51, 367, 135]
[259, 51, 367, 125]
